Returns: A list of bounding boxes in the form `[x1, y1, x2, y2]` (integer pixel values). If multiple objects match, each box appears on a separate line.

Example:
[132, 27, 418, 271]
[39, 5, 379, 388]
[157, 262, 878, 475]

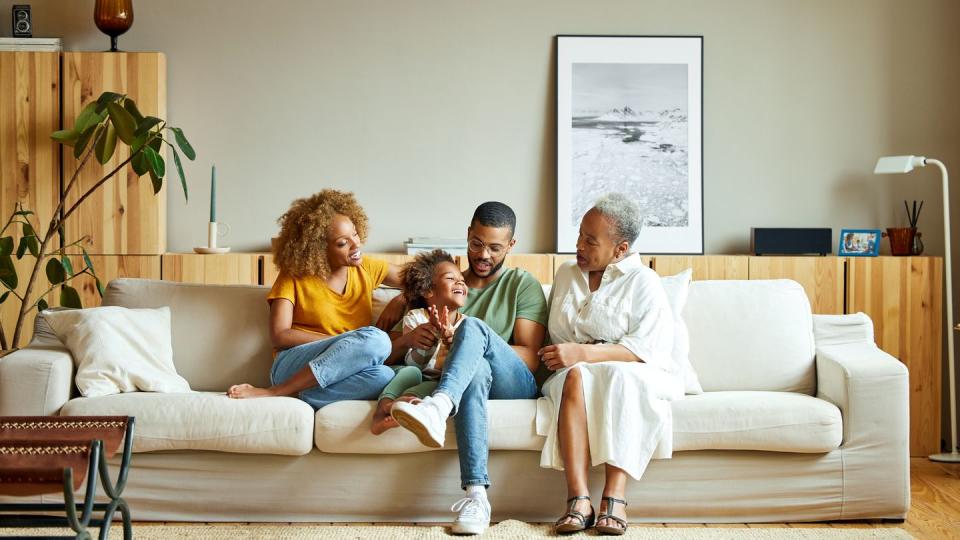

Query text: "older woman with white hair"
[538, 193, 682, 535]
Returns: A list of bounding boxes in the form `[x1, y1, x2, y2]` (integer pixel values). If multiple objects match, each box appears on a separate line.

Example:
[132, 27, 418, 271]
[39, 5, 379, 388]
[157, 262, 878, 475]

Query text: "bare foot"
[371, 399, 399, 435]
[556, 497, 593, 530]
[597, 496, 627, 532]
[227, 384, 276, 399]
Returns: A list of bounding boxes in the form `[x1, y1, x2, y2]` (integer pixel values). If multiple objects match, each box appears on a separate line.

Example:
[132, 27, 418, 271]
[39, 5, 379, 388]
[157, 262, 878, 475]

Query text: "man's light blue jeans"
[270, 326, 393, 409]
[433, 317, 538, 488]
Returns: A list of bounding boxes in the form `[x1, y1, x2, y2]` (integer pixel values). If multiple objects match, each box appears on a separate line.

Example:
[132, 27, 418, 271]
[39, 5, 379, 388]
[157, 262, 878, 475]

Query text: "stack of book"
[0, 38, 62, 52]
[404, 237, 468, 256]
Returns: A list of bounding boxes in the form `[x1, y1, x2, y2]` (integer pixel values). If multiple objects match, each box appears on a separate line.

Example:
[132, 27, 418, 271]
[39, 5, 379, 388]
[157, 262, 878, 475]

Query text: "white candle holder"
[193, 222, 231, 254]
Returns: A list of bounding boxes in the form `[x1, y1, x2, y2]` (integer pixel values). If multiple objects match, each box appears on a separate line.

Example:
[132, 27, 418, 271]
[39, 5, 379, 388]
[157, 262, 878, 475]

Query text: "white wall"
[4, 0, 959, 448]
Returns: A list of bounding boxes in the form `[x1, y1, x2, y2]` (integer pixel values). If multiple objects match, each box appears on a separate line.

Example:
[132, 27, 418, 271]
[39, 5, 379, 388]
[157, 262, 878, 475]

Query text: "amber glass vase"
[94, 0, 134, 52]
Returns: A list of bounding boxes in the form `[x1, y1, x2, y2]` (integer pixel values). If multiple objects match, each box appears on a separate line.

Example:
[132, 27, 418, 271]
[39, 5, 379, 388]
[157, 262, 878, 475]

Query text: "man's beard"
[471, 256, 505, 277]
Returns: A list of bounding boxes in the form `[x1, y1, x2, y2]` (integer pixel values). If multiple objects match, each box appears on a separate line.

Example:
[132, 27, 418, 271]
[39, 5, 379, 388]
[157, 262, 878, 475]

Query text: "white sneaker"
[390, 395, 448, 448]
[450, 496, 491, 535]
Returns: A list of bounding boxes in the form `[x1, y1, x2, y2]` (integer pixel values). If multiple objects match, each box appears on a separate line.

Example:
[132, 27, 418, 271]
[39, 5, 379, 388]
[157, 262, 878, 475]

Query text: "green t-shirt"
[461, 267, 548, 344]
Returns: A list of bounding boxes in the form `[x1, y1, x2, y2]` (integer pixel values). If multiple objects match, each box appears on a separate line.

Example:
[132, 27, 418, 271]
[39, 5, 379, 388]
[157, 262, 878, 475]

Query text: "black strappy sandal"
[595, 496, 628, 535]
[554, 495, 595, 535]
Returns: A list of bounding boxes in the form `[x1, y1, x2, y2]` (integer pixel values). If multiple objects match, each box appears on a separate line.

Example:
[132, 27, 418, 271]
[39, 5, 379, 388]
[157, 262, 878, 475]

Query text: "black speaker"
[752, 228, 832, 256]
[12, 5, 32, 38]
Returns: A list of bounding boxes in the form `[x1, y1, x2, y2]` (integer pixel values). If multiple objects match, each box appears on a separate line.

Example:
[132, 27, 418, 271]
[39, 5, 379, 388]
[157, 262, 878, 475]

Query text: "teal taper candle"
[210, 165, 216, 223]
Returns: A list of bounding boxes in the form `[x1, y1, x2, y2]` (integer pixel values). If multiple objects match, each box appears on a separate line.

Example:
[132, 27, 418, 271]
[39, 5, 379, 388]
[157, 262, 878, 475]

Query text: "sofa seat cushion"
[315, 399, 540, 454]
[61, 392, 315, 455]
[672, 391, 842, 452]
[315, 391, 842, 454]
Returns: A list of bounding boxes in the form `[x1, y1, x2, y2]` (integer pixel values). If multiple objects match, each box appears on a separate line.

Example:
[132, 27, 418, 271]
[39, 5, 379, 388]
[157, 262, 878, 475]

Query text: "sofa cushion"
[61, 392, 314, 455]
[313, 392, 841, 454]
[315, 399, 540, 454]
[101, 279, 273, 391]
[672, 391, 842, 452]
[683, 279, 816, 394]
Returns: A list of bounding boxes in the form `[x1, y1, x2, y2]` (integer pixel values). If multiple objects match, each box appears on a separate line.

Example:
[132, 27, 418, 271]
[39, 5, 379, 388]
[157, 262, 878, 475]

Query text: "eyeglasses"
[467, 238, 506, 256]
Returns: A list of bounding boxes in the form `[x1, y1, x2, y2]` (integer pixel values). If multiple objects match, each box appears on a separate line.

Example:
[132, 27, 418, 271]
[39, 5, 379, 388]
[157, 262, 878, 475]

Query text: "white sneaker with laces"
[450, 496, 491, 535]
[390, 395, 448, 448]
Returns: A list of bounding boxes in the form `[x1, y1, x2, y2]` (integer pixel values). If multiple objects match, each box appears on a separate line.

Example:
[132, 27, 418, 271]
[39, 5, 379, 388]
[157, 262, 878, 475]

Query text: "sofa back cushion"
[682, 279, 815, 394]
[102, 279, 273, 391]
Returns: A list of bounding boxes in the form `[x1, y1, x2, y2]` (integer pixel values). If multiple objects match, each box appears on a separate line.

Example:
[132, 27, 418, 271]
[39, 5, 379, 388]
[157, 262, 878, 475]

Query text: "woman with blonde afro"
[228, 189, 404, 408]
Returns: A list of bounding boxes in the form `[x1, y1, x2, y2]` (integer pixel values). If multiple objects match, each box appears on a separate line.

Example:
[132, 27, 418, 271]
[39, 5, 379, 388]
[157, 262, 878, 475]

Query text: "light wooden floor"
[157, 458, 959, 539]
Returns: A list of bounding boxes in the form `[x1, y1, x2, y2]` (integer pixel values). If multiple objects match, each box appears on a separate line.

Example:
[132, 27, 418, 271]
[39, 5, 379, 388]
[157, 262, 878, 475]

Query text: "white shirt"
[547, 254, 675, 372]
[401, 308, 465, 379]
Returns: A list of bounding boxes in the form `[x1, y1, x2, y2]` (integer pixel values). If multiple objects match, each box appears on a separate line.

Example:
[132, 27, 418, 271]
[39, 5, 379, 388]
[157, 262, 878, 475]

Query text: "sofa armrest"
[813, 313, 910, 519]
[0, 339, 74, 416]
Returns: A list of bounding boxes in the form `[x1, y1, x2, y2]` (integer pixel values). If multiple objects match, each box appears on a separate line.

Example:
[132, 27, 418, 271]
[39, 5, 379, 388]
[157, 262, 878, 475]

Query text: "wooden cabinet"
[847, 256, 943, 456]
[161, 253, 259, 285]
[747, 256, 845, 314]
[61, 52, 167, 255]
[653, 255, 748, 280]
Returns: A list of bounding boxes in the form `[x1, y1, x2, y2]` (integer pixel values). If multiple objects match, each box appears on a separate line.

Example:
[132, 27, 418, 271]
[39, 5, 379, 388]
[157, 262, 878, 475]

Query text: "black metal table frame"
[0, 417, 135, 540]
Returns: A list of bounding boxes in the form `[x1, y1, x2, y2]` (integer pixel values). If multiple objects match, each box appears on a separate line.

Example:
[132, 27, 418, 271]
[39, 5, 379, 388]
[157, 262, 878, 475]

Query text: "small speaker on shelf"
[752, 228, 832, 256]
[12, 5, 32, 38]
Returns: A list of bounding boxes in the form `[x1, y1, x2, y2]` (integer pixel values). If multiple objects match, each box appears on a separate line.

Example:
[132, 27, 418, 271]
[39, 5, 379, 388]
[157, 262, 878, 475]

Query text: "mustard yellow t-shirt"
[266, 257, 389, 337]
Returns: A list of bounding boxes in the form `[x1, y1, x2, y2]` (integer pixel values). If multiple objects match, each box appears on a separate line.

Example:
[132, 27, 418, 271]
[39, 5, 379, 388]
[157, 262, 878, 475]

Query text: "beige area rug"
[0, 521, 914, 539]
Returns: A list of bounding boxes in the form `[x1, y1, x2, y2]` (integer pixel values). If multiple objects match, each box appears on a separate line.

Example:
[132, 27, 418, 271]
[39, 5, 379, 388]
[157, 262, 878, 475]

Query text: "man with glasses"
[383, 201, 547, 535]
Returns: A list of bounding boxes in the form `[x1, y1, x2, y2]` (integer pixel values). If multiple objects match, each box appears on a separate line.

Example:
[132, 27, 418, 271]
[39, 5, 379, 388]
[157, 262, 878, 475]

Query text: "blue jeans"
[270, 326, 393, 409]
[433, 317, 538, 488]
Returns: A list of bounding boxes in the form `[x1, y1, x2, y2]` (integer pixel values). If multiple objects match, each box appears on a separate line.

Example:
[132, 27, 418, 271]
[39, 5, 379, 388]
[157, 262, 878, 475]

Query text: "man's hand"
[406, 323, 440, 350]
[538, 343, 587, 371]
[375, 294, 406, 331]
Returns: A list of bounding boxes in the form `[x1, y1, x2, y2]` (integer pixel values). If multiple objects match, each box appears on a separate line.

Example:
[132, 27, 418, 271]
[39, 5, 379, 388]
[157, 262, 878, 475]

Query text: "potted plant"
[0, 91, 194, 351]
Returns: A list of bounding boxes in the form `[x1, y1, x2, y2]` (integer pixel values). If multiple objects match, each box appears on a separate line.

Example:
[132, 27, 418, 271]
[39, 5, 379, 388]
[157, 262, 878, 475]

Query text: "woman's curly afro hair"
[273, 189, 369, 278]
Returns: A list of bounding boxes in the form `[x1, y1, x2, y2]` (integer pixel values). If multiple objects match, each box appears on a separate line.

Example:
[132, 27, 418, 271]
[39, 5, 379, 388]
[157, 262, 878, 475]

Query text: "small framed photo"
[838, 229, 881, 257]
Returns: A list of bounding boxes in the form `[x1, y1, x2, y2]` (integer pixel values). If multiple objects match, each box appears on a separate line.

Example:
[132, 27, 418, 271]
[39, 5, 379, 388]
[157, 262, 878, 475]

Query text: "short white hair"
[593, 193, 642, 245]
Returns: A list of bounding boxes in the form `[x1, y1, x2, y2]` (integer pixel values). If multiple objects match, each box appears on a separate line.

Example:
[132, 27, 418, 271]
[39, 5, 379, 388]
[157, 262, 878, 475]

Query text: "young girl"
[227, 189, 404, 409]
[370, 249, 467, 434]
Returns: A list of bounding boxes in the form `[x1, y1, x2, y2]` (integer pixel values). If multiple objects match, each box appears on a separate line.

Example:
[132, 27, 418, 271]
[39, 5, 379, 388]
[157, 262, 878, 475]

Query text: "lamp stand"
[928, 159, 960, 463]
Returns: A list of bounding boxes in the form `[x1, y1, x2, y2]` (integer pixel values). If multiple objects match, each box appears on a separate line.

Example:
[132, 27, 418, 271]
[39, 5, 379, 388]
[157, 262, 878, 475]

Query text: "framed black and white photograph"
[838, 228, 881, 257]
[556, 35, 703, 253]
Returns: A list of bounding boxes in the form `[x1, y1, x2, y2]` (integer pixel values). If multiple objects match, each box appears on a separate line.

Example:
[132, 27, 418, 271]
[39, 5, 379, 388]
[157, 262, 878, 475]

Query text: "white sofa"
[0, 277, 909, 523]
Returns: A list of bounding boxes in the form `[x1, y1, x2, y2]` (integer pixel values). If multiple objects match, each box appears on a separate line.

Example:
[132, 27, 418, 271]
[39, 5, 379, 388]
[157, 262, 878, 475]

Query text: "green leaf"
[81, 248, 94, 272]
[131, 153, 149, 176]
[97, 91, 124, 106]
[45, 258, 66, 285]
[51, 129, 80, 146]
[13, 209, 33, 217]
[16, 237, 28, 259]
[0, 237, 13, 257]
[0, 291, 10, 305]
[60, 285, 82, 309]
[95, 278, 105, 297]
[0, 255, 17, 289]
[62, 256, 74, 277]
[134, 116, 163, 137]
[74, 123, 103, 159]
[148, 169, 163, 195]
[37, 298, 48, 311]
[107, 101, 137, 144]
[144, 146, 165, 178]
[171, 147, 189, 201]
[94, 122, 118, 165]
[21, 224, 38, 258]
[123, 98, 144, 124]
[148, 136, 162, 152]
[170, 127, 196, 160]
[74, 101, 100, 133]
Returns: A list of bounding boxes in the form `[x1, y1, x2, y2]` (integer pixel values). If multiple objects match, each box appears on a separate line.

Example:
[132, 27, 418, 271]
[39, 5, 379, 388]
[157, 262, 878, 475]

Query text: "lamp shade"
[875, 155, 926, 174]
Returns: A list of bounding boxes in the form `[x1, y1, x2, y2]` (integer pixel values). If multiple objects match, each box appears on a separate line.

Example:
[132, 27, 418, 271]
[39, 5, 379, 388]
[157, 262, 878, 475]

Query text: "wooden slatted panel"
[652, 256, 749, 280]
[64, 255, 161, 308]
[0, 52, 59, 246]
[748, 256, 844, 314]
[62, 52, 167, 255]
[161, 254, 259, 285]
[847, 256, 942, 456]
[553, 254, 651, 278]
[0, 52, 60, 349]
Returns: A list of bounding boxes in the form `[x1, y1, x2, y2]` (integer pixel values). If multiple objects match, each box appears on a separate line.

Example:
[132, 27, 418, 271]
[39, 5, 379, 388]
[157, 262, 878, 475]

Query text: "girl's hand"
[429, 305, 456, 347]
[407, 323, 439, 349]
[538, 343, 587, 371]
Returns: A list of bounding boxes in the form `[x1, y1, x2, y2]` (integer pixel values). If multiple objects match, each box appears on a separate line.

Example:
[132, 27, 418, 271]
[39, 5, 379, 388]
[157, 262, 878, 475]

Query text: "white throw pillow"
[660, 269, 703, 394]
[42, 306, 191, 397]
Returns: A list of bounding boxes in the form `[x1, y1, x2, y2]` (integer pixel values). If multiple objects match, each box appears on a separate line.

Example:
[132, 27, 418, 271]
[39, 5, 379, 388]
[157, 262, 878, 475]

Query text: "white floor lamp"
[875, 155, 959, 463]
